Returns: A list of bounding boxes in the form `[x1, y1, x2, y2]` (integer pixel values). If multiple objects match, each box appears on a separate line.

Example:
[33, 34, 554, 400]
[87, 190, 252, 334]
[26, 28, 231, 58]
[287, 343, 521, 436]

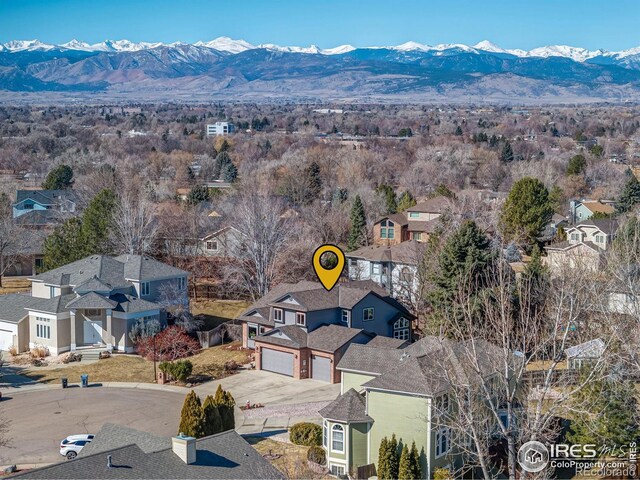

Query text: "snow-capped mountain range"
[1, 36, 639, 62]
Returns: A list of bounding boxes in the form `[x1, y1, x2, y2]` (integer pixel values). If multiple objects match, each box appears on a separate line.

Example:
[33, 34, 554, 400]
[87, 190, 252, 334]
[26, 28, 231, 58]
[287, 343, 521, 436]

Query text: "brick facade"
[254, 341, 342, 383]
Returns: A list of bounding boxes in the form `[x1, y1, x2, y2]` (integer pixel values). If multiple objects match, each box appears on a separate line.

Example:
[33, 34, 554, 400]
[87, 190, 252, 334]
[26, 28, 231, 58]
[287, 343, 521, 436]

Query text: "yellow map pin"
[313, 244, 346, 291]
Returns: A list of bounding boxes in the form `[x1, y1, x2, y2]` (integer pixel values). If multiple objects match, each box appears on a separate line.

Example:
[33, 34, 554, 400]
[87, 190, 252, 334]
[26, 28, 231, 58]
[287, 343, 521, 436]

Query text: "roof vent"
[400, 352, 410, 361]
[107, 455, 112, 468]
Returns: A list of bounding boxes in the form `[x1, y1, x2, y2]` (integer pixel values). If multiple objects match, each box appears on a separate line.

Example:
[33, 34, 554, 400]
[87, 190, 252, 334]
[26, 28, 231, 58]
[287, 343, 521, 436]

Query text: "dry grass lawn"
[0, 277, 31, 295]
[191, 299, 251, 330]
[20, 342, 251, 384]
[245, 436, 330, 479]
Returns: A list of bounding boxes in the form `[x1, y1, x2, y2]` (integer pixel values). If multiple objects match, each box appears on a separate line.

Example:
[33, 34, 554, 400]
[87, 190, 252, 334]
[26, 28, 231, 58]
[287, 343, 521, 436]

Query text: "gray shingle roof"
[337, 343, 408, 374]
[0, 293, 35, 322]
[255, 324, 370, 353]
[74, 276, 113, 294]
[30, 293, 77, 314]
[109, 294, 161, 314]
[32, 255, 188, 289]
[255, 325, 308, 349]
[365, 335, 408, 349]
[406, 196, 451, 213]
[15, 189, 79, 206]
[15, 424, 283, 479]
[346, 241, 425, 265]
[114, 254, 189, 281]
[66, 292, 119, 310]
[318, 388, 373, 423]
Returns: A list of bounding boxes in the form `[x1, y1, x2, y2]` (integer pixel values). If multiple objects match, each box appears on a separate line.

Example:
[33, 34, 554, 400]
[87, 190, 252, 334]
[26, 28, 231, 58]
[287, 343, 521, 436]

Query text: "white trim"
[339, 367, 381, 375]
[364, 386, 431, 398]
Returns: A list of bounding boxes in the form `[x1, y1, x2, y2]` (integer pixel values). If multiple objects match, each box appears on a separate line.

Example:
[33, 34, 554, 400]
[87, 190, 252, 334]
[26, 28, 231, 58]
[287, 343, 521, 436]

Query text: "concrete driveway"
[0, 387, 184, 466]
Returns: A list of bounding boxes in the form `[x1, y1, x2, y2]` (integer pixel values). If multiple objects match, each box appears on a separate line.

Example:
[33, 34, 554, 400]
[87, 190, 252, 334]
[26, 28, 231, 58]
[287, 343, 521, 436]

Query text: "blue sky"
[1, 0, 639, 50]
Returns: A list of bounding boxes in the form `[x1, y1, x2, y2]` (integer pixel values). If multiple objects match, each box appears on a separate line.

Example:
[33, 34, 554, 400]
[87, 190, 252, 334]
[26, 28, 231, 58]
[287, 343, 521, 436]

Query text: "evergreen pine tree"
[397, 191, 417, 212]
[566, 154, 587, 175]
[377, 437, 390, 480]
[398, 444, 411, 480]
[178, 390, 205, 438]
[202, 395, 222, 436]
[347, 195, 367, 251]
[42, 164, 74, 190]
[80, 188, 117, 255]
[186, 185, 210, 205]
[212, 385, 235, 431]
[221, 161, 238, 183]
[42, 217, 85, 270]
[410, 441, 422, 479]
[305, 161, 322, 201]
[213, 151, 232, 179]
[388, 434, 399, 480]
[617, 172, 640, 213]
[376, 184, 397, 214]
[500, 141, 514, 163]
[500, 177, 553, 246]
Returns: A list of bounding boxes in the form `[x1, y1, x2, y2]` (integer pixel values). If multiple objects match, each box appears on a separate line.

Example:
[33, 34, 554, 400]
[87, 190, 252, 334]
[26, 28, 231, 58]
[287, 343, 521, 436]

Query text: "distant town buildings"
[206, 122, 235, 136]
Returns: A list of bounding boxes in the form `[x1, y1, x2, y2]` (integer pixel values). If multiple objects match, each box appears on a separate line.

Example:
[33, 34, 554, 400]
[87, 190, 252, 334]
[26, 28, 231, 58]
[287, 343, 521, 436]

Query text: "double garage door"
[261, 348, 294, 376]
[0, 323, 16, 351]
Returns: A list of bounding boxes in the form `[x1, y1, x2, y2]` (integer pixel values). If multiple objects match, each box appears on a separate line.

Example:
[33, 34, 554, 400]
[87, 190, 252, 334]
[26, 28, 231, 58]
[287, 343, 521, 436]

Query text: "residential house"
[236, 280, 414, 383]
[0, 254, 188, 354]
[320, 336, 504, 478]
[545, 218, 619, 273]
[347, 240, 424, 304]
[163, 225, 245, 259]
[373, 196, 450, 246]
[565, 339, 605, 370]
[14, 423, 283, 479]
[12, 189, 79, 225]
[569, 199, 616, 224]
[1, 229, 46, 277]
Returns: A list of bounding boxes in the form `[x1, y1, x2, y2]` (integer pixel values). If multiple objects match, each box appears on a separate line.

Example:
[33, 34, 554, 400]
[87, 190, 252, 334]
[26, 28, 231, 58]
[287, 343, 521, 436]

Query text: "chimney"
[172, 433, 196, 464]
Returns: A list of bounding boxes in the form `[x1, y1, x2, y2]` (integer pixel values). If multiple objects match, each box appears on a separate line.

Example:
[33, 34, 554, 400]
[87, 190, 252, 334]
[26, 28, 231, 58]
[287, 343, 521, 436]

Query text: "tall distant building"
[206, 122, 235, 136]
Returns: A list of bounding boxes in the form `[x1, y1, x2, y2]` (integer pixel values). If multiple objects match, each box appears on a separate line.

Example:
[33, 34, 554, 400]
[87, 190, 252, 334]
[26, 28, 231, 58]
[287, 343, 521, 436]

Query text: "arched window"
[331, 424, 344, 452]
[380, 219, 395, 239]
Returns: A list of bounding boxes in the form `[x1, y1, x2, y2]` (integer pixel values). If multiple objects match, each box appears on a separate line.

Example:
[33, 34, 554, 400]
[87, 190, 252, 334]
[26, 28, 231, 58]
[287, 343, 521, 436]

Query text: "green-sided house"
[319, 336, 502, 478]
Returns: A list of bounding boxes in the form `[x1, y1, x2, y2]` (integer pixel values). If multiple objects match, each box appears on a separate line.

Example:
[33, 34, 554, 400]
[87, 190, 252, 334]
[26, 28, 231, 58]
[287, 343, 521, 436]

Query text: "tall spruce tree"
[178, 390, 205, 438]
[222, 161, 238, 183]
[80, 188, 117, 255]
[388, 434, 399, 480]
[212, 385, 236, 431]
[618, 173, 640, 213]
[397, 191, 417, 212]
[377, 437, 390, 479]
[347, 195, 367, 251]
[398, 444, 412, 480]
[500, 177, 553, 247]
[42, 217, 85, 270]
[410, 441, 422, 479]
[305, 161, 322, 201]
[42, 164, 74, 190]
[500, 141, 514, 163]
[202, 395, 222, 436]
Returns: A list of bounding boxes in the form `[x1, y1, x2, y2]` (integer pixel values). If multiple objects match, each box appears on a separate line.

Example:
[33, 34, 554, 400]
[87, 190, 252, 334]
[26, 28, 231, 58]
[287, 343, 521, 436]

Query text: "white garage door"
[312, 355, 331, 382]
[261, 348, 294, 376]
[0, 329, 14, 351]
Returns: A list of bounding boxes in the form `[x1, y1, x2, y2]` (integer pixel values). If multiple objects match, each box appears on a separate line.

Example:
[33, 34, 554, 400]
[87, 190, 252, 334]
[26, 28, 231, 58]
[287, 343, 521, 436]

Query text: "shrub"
[135, 326, 200, 361]
[223, 360, 239, 372]
[62, 352, 82, 364]
[433, 467, 453, 480]
[159, 360, 193, 382]
[289, 422, 322, 446]
[30, 346, 49, 358]
[307, 445, 326, 465]
[7, 346, 18, 356]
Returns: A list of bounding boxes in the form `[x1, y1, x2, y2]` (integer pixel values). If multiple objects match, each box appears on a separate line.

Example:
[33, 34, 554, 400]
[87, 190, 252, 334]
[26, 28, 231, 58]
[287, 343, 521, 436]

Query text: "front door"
[83, 321, 103, 345]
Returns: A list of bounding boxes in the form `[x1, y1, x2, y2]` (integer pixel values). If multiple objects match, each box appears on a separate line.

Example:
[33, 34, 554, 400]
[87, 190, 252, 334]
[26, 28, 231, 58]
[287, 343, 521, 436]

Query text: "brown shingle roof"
[406, 196, 451, 214]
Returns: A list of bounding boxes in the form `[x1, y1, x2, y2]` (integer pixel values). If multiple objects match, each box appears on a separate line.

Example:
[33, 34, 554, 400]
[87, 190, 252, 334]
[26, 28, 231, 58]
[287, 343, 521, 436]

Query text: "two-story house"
[236, 280, 414, 383]
[346, 240, 424, 304]
[373, 196, 450, 246]
[0, 254, 188, 354]
[569, 199, 615, 224]
[545, 218, 619, 273]
[12, 189, 79, 227]
[320, 336, 503, 478]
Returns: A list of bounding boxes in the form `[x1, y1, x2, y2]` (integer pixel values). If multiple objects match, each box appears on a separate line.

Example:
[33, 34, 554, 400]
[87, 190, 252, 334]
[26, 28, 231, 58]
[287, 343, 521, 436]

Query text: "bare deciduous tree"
[112, 183, 159, 255]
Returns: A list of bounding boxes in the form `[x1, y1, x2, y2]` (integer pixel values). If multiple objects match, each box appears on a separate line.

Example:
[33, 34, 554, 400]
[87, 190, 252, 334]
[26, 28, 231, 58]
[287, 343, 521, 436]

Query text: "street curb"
[0, 381, 189, 396]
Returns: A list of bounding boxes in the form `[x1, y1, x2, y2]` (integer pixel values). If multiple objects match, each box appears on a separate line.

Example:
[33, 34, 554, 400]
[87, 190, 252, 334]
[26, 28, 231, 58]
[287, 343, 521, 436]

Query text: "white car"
[59, 434, 94, 460]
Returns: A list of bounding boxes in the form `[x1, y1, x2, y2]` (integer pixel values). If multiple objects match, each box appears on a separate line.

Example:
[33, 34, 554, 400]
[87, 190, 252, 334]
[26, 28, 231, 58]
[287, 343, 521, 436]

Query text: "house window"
[296, 312, 306, 326]
[436, 427, 451, 457]
[380, 220, 395, 239]
[371, 263, 381, 275]
[25, 203, 34, 210]
[273, 308, 283, 322]
[570, 233, 579, 241]
[414, 232, 422, 241]
[323, 421, 328, 448]
[394, 317, 409, 329]
[363, 307, 374, 322]
[35, 258, 44, 268]
[49, 286, 56, 297]
[36, 317, 51, 339]
[595, 235, 604, 243]
[206, 240, 218, 251]
[341, 309, 350, 323]
[394, 329, 409, 340]
[248, 325, 258, 339]
[330, 464, 345, 477]
[331, 424, 344, 453]
[177, 277, 186, 291]
[141, 282, 150, 296]
[409, 212, 420, 218]
[85, 309, 100, 317]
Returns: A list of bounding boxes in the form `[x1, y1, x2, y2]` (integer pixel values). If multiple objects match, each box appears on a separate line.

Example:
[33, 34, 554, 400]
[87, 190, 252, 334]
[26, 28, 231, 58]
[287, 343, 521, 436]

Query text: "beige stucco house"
[0, 254, 188, 354]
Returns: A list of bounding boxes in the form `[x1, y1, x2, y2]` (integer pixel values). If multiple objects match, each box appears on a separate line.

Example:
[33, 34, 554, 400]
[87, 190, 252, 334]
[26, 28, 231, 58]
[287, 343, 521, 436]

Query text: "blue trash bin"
[80, 374, 89, 388]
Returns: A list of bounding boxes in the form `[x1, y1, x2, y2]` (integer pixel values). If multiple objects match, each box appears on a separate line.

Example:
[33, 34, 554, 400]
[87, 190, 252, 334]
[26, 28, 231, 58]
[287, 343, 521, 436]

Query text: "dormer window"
[274, 308, 283, 322]
[380, 219, 395, 239]
[141, 282, 150, 296]
[295, 312, 306, 326]
[595, 234, 604, 244]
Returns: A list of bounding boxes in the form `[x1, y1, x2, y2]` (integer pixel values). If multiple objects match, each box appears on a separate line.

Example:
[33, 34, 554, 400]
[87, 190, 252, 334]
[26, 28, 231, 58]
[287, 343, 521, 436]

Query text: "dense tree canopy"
[500, 177, 553, 247]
